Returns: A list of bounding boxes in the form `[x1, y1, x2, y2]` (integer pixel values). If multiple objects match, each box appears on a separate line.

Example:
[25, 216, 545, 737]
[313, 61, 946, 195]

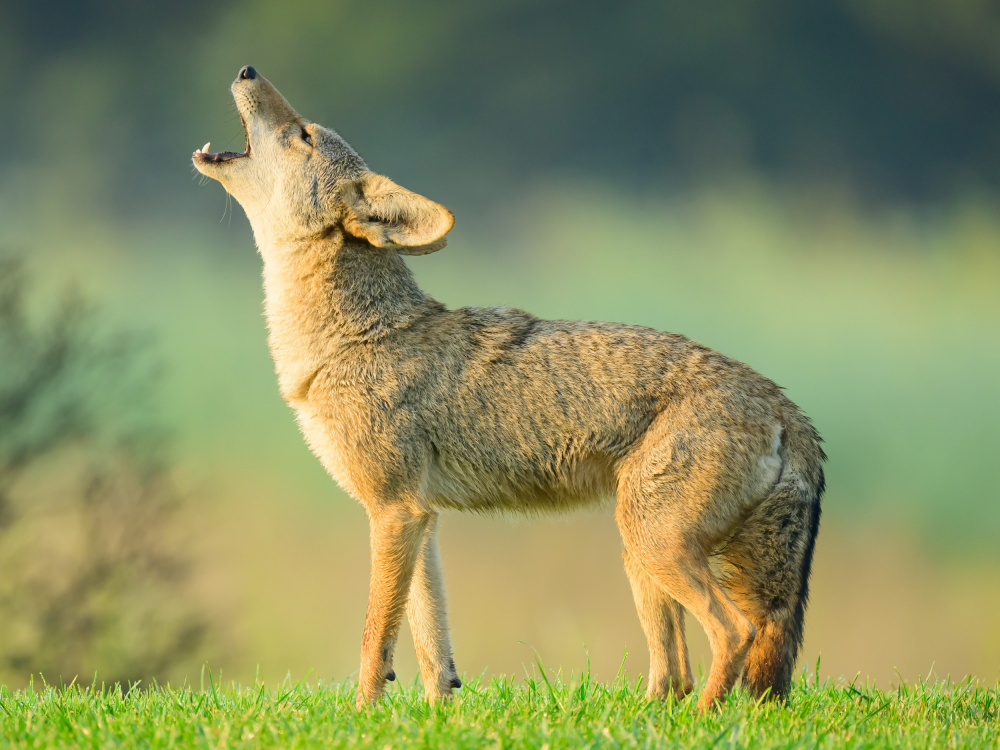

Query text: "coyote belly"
[193, 66, 825, 711]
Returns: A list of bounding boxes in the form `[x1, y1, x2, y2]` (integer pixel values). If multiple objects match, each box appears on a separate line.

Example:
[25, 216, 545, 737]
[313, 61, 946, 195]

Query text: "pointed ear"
[340, 172, 454, 255]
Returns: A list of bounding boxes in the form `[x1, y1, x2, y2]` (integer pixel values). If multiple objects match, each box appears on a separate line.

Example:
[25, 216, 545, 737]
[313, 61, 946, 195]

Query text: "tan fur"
[194, 68, 826, 710]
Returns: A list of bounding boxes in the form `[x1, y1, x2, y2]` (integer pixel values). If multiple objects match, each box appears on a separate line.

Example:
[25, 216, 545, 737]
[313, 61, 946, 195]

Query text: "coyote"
[193, 66, 825, 711]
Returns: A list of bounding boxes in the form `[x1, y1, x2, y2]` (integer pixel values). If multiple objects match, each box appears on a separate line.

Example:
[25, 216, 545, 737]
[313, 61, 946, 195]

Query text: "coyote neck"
[258, 235, 433, 401]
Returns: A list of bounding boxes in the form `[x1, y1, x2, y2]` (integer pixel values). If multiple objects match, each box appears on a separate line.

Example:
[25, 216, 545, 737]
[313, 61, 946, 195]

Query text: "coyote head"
[193, 66, 454, 254]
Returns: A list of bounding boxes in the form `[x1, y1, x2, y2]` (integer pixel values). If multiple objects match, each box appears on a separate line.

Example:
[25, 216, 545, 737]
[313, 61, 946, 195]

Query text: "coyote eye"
[301, 128, 313, 146]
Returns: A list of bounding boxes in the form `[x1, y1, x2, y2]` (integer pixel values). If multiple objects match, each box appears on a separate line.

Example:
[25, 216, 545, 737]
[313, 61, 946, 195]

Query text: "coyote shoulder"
[194, 66, 825, 711]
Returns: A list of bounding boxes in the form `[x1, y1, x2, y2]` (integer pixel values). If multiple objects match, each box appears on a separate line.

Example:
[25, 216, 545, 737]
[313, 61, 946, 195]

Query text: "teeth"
[202, 142, 211, 153]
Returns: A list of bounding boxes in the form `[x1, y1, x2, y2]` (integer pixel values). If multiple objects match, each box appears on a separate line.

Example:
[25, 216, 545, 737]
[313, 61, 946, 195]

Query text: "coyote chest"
[286, 370, 394, 501]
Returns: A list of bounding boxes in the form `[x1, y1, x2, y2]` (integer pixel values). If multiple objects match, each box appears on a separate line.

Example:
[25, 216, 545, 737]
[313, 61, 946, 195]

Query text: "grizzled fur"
[194, 68, 826, 711]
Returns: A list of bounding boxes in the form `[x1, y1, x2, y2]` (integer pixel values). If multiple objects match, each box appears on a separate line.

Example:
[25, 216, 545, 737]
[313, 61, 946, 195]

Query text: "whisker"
[190, 168, 210, 188]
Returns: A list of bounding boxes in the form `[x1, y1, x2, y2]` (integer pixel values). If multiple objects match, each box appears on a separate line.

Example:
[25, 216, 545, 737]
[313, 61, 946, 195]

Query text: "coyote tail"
[720, 434, 824, 700]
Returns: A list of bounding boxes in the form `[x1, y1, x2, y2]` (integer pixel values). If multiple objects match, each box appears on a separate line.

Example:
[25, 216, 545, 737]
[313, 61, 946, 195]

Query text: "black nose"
[237, 65, 257, 81]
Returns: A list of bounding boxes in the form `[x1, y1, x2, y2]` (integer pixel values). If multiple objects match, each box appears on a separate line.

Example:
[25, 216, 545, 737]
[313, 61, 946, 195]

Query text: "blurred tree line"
[1, 0, 999, 223]
[0, 257, 210, 686]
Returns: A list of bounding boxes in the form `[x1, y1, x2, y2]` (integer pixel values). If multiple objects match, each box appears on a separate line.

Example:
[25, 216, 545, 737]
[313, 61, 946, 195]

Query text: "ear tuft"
[341, 172, 454, 254]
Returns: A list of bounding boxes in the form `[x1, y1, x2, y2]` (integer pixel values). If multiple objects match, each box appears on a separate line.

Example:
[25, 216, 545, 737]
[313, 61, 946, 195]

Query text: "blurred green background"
[0, 0, 998, 691]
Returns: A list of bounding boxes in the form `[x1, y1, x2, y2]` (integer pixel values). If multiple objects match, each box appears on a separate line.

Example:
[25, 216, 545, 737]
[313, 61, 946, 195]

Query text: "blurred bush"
[0, 256, 212, 687]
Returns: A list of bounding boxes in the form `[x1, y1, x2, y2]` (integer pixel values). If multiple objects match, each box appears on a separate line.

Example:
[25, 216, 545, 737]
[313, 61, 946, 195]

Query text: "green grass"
[0, 670, 996, 748]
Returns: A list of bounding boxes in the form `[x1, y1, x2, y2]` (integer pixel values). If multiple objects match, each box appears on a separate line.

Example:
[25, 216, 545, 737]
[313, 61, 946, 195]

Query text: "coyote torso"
[194, 66, 825, 711]
[266, 238, 811, 531]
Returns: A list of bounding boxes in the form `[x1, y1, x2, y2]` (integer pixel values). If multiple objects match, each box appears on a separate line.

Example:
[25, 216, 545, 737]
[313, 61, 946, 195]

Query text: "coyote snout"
[194, 68, 825, 711]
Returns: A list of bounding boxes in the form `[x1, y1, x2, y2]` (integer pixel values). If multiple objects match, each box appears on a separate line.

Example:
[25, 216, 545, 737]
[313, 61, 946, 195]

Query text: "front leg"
[406, 513, 461, 703]
[356, 506, 431, 708]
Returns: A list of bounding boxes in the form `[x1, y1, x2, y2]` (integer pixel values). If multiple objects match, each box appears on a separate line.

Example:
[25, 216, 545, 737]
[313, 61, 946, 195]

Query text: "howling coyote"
[194, 66, 825, 711]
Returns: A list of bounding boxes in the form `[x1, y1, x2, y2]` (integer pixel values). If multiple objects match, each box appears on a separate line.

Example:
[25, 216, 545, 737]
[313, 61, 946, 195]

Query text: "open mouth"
[193, 115, 251, 164]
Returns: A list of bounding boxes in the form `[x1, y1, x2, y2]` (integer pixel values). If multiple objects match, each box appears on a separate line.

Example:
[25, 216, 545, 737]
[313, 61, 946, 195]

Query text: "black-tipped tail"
[721, 469, 824, 699]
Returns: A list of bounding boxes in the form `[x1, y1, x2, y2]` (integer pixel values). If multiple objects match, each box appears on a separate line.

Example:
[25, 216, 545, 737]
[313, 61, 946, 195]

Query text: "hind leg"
[617, 488, 757, 710]
[623, 547, 693, 699]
